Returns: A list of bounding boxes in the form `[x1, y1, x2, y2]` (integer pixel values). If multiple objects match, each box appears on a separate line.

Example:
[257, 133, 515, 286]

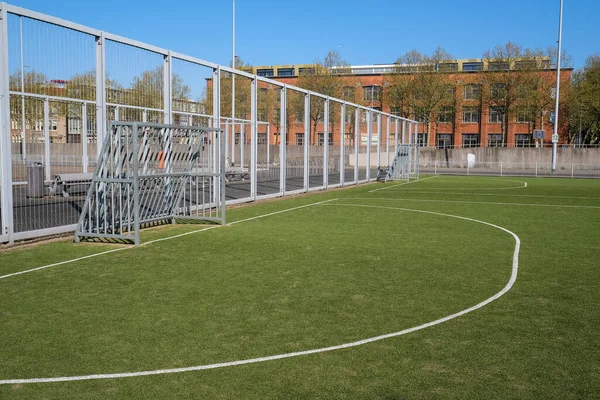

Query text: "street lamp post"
[551, 0, 563, 172]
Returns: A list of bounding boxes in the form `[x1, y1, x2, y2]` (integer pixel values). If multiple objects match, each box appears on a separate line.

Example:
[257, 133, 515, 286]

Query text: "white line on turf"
[342, 197, 600, 209]
[368, 175, 438, 193]
[368, 191, 600, 201]
[0, 201, 520, 385]
[0, 199, 338, 281]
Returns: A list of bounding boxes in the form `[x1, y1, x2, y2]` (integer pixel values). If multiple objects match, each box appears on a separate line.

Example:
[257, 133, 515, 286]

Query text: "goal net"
[385, 144, 420, 181]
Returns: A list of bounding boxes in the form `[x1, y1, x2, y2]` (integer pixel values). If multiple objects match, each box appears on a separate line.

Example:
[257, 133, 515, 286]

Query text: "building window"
[488, 61, 509, 71]
[344, 132, 354, 145]
[516, 108, 534, 123]
[49, 118, 58, 131]
[515, 134, 532, 147]
[438, 62, 458, 72]
[463, 62, 483, 72]
[464, 84, 481, 100]
[517, 83, 536, 99]
[417, 133, 428, 147]
[296, 132, 304, 146]
[462, 133, 480, 148]
[257, 133, 267, 144]
[490, 83, 506, 100]
[298, 67, 315, 75]
[390, 107, 402, 117]
[413, 107, 427, 122]
[515, 61, 536, 70]
[437, 106, 454, 123]
[256, 69, 274, 77]
[317, 133, 332, 146]
[257, 110, 267, 121]
[437, 133, 453, 148]
[488, 133, 503, 147]
[234, 133, 241, 144]
[462, 106, 480, 123]
[295, 111, 304, 123]
[277, 68, 295, 77]
[343, 86, 355, 101]
[489, 106, 504, 123]
[67, 118, 82, 134]
[362, 85, 382, 102]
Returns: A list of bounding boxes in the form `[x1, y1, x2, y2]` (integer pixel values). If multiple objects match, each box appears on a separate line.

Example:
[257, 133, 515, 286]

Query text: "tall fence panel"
[0, 2, 415, 244]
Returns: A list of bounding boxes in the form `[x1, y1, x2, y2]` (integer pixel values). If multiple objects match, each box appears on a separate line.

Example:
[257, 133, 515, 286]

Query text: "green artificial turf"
[0, 175, 599, 399]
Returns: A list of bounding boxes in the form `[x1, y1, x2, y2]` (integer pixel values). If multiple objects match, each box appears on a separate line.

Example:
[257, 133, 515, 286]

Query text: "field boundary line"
[369, 191, 600, 201]
[0, 199, 338, 281]
[343, 197, 600, 209]
[368, 175, 438, 193]
[0, 202, 520, 385]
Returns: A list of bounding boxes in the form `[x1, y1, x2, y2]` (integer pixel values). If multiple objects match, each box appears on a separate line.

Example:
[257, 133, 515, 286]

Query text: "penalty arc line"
[0, 199, 339, 281]
[0, 202, 521, 385]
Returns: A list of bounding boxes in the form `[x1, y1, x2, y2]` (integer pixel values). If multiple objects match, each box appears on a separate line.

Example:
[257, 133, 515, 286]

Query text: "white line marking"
[368, 175, 439, 193]
[0, 199, 338, 281]
[383, 177, 528, 191]
[369, 191, 600, 201]
[0, 202, 520, 385]
[342, 197, 600, 209]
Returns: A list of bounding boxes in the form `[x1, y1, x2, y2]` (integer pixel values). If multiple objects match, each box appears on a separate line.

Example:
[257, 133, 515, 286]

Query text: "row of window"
[236, 132, 537, 148]
[412, 106, 537, 124]
[435, 133, 534, 148]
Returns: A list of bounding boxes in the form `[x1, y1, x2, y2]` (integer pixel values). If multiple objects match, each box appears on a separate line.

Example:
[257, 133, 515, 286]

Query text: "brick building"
[242, 58, 571, 148]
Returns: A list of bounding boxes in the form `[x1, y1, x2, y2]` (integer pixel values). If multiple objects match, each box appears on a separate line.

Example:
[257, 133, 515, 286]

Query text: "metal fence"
[0, 2, 418, 244]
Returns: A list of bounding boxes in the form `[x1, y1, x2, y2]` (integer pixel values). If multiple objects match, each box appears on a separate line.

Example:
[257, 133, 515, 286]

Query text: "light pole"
[551, 0, 563, 172]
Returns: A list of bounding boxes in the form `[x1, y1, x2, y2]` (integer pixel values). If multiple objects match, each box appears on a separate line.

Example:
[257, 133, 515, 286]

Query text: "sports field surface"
[1, 175, 599, 399]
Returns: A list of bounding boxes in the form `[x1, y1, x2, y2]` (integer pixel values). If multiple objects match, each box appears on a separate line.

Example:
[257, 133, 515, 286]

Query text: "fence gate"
[75, 122, 225, 245]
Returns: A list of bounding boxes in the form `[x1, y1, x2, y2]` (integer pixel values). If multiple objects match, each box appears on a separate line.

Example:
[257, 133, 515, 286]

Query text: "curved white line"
[0, 203, 520, 385]
[384, 177, 528, 191]
[0, 199, 338, 281]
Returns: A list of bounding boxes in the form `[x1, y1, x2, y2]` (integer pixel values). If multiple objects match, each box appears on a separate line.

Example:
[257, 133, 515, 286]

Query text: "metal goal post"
[75, 122, 226, 245]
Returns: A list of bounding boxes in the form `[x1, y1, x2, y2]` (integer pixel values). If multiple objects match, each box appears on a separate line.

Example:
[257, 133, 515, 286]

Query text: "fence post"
[303, 93, 309, 192]
[250, 77, 257, 200]
[279, 86, 286, 195]
[0, 2, 14, 243]
[95, 32, 106, 155]
[366, 111, 372, 181]
[354, 108, 359, 183]
[323, 97, 329, 188]
[535, 162, 538, 177]
[163, 51, 172, 124]
[340, 102, 345, 186]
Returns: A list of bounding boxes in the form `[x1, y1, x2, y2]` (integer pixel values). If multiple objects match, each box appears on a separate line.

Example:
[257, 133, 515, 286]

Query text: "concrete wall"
[419, 147, 600, 166]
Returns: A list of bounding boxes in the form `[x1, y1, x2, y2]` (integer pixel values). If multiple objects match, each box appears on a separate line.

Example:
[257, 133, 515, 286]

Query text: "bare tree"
[479, 41, 542, 146]
[295, 50, 349, 144]
[388, 47, 455, 143]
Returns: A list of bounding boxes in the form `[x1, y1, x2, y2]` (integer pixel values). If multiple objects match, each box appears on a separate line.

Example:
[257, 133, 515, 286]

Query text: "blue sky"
[7, 0, 599, 70]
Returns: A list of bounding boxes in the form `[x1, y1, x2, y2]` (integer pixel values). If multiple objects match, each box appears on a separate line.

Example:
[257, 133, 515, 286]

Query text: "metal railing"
[0, 2, 418, 244]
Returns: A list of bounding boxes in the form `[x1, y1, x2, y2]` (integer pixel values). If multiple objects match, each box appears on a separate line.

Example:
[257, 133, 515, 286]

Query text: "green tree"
[569, 55, 600, 144]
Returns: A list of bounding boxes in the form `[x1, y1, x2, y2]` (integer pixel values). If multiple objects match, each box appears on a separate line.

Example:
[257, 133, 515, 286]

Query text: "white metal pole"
[20, 17, 26, 160]
[232, 0, 235, 125]
[551, 0, 563, 172]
